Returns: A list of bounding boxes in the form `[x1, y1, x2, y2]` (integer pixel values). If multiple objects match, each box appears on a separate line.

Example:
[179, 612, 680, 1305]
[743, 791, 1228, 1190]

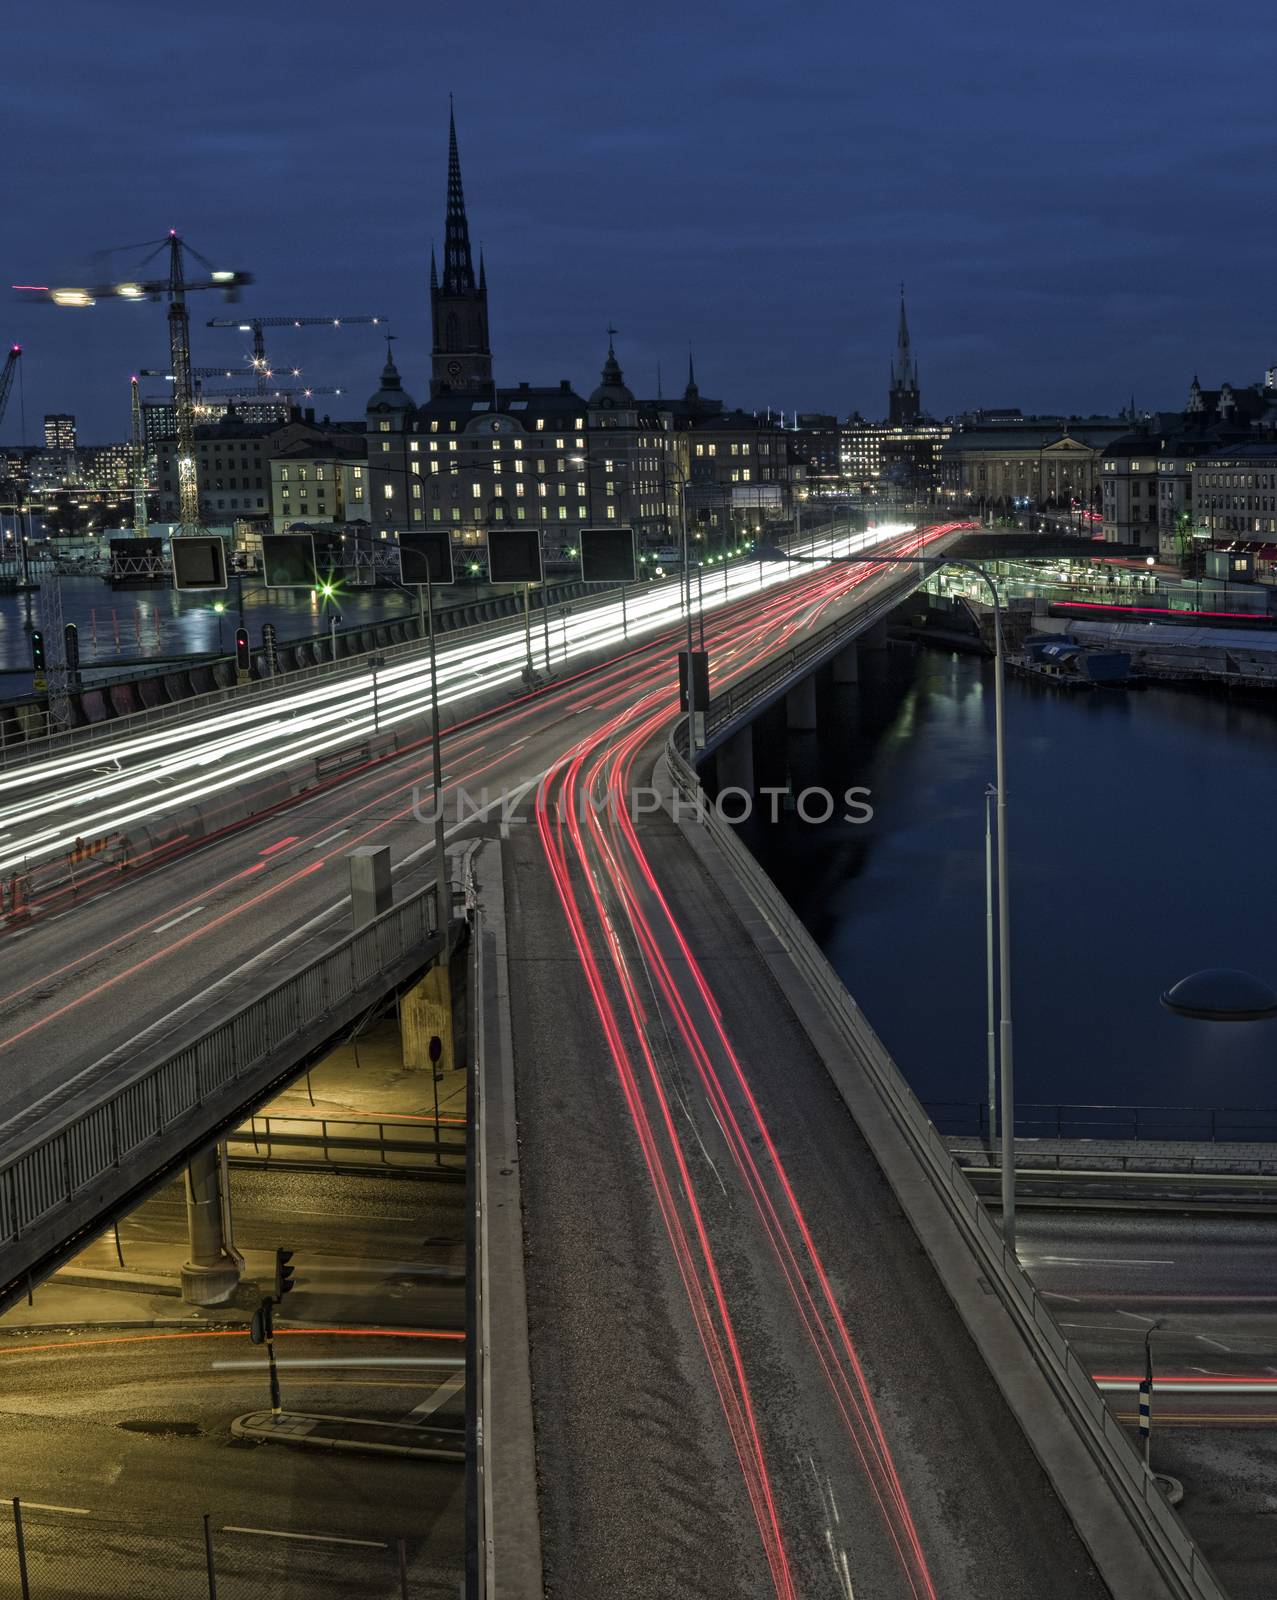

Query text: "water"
[0, 574, 424, 695]
[744, 649, 1277, 1128]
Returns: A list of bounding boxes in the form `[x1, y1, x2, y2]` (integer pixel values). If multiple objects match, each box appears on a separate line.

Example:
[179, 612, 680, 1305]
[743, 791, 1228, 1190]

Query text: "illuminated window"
[741, 443, 750, 456]
[431, 421, 439, 433]
[535, 418, 545, 430]
[409, 441, 419, 453]
[431, 507, 441, 521]
[513, 438, 523, 451]
[558, 506, 568, 521]
[731, 443, 739, 456]
[708, 444, 717, 457]
[575, 419, 584, 430]
[604, 460, 614, 473]
[412, 482, 422, 498]
[353, 466, 363, 480]
[411, 461, 421, 475]
[514, 459, 524, 474]
[381, 441, 390, 452]
[577, 505, 587, 519]
[575, 436, 585, 448]
[558, 483, 566, 497]
[280, 468, 289, 482]
[605, 480, 614, 494]
[742, 469, 751, 482]
[516, 482, 525, 497]
[451, 507, 460, 522]
[695, 444, 704, 457]
[449, 440, 458, 452]
[606, 504, 617, 519]
[430, 460, 440, 475]
[538, 482, 547, 498]
[382, 484, 394, 499]
[298, 468, 308, 482]
[472, 482, 482, 498]
[379, 421, 390, 433]
[577, 482, 586, 497]
[492, 441, 501, 453]
[555, 437, 565, 449]
[429, 440, 438, 452]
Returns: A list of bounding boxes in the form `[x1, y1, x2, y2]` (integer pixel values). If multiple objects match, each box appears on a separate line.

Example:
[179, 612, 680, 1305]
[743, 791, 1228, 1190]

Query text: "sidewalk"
[268, 1019, 468, 1125]
[232, 1408, 464, 1461]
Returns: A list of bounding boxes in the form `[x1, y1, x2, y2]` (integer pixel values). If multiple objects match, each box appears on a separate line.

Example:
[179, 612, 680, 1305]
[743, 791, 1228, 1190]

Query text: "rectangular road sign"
[486, 526, 543, 585]
[261, 533, 318, 589]
[579, 525, 637, 583]
[398, 529, 455, 587]
[171, 535, 228, 591]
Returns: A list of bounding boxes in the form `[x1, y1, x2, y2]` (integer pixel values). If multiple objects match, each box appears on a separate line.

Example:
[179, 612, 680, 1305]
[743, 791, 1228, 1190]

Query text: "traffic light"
[234, 627, 250, 672]
[273, 1247, 295, 1301]
[250, 1304, 271, 1344]
[63, 622, 79, 672]
[30, 631, 44, 672]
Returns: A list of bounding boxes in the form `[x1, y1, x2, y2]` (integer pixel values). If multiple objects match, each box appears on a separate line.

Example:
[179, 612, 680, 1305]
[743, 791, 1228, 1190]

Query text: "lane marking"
[1197, 1335, 1234, 1353]
[1037, 1256, 1175, 1267]
[222, 1526, 387, 1549]
[5, 1501, 89, 1516]
[312, 829, 350, 849]
[153, 906, 204, 934]
[259, 836, 300, 857]
[213, 1356, 464, 1371]
[409, 1371, 465, 1418]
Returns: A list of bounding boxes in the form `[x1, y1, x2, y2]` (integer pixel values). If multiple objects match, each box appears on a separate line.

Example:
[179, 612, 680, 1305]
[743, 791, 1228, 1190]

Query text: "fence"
[0, 1499, 443, 1598]
[928, 1099, 1277, 1142]
[666, 726, 1225, 1600]
[0, 881, 443, 1311]
[229, 1113, 465, 1175]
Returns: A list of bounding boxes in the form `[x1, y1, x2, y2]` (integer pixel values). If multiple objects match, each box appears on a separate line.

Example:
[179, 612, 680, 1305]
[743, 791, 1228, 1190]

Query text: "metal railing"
[0, 879, 443, 1308]
[665, 734, 1225, 1600]
[929, 1099, 1277, 1142]
[230, 1113, 465, 1173]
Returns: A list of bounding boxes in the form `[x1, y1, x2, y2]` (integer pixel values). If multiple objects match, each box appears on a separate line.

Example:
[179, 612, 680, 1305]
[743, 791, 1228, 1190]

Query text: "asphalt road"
[1017, 1208, 1277, 1600]
[0, 1166, 465, 1598]
[506, 718, 1112, 1595]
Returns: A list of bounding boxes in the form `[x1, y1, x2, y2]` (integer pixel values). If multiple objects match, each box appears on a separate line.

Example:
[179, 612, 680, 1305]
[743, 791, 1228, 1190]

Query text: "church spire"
[888, 283, 921, 427]
[685, 347, 699, 401]
[443, 99, 477, 295]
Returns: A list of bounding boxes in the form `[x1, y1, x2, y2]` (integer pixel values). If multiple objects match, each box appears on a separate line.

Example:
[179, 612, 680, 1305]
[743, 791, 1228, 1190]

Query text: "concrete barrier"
[162, 671, 193, 703]
[109, 683, 141, 717]
[79, 689, 110, 724]
[189, 666, 216, 694]
[138, 678, 165, 709]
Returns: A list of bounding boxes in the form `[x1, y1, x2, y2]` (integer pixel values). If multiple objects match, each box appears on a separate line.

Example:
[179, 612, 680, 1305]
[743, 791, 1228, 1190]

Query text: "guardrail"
[930, 1098, 1277, 1142]
[0, 878, 444, 1311]
[666, 734, 1225, 1600]
[229, 1113, 465, 1174]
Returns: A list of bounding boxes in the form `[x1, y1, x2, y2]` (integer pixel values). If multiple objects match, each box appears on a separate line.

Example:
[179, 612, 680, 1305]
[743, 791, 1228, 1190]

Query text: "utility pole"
[129, 376, 148, 535]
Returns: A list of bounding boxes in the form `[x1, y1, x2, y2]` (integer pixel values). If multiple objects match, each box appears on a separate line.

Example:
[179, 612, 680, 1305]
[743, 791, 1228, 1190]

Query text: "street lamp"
[758, 540, 1019, 1251]
[1161, 969, 1277, 1022]
[212, 599, 225, 655]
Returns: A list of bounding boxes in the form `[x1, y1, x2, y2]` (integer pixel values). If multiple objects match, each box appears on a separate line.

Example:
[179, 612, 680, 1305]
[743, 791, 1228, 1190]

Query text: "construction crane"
[129, 376, 148, 535]
[205, 315, 385, 394]
[0, 345, 20, 432]
[15, 233, 252, 533]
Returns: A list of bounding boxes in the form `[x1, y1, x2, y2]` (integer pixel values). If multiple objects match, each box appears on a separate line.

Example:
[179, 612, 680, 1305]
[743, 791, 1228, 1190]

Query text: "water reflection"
[746, 650, 1277, 1122]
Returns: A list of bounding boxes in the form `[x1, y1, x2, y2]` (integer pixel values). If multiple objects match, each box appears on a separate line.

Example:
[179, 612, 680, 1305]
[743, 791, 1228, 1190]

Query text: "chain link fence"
[0, 1499, 456, 1598]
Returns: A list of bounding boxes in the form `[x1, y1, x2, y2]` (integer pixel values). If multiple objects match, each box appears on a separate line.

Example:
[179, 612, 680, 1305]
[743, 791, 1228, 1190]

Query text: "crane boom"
[0, 346, 20, 434]
[204, 315, 385, 395]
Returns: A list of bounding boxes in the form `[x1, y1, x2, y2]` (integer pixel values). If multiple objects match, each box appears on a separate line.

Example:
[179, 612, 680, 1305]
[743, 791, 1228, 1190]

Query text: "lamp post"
[212, 599, 225, 655]
[759, 540, 1018, 1250]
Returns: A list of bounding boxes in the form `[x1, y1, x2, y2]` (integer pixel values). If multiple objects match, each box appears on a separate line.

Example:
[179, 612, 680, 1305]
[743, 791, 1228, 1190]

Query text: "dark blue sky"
[8, 0, 1276, 440]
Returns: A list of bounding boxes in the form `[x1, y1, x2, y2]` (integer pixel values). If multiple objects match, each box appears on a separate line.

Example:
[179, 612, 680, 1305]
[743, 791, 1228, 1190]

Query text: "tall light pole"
[759, 540, 1017, 1250]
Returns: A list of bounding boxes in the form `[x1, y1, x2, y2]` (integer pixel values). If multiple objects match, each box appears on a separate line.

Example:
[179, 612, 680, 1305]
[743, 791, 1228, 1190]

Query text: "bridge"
[0, 523, 1221, 1599]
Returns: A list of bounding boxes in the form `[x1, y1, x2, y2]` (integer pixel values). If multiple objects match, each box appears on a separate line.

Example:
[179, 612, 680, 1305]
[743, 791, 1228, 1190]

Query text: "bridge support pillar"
[180, 1144, 241, 1306]
[860, 620, 889, 651]
[832, 642, 859, 684]
[401, 958, 457, 1074]
[715, 725, 755, 795]
[785, 675, 818, 731]
[349, 845, 392, 930]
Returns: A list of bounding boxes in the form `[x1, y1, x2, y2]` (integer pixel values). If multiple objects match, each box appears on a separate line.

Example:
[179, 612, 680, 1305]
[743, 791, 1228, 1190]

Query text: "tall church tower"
[888, 286, 921, 427]
[430, 104, 494, 399]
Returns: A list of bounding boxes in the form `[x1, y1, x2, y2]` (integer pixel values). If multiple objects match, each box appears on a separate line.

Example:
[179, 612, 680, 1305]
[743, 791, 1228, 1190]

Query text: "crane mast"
[130, 375, 148, 535]
[166, 235, 200, 534]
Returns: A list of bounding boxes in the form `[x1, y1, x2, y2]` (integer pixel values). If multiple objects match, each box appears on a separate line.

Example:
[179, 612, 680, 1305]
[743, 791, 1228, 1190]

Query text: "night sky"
[8, 0, 1276, 440]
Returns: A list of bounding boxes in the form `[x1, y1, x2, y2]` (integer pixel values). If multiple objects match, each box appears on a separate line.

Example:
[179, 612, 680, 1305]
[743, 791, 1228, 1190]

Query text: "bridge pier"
[401, 959, 457, 1073]
[180, 1144, 241, 1306]
[784, 675, 818, 731]
[715, 724, 755, 795]
[860, 620, 889, 651]
[832, 641, 859, 684]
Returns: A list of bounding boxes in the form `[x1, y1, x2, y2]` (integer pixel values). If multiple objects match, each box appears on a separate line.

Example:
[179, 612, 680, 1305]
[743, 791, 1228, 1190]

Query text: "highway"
[503, 550, 1110, 1596]
[0, 518, 1117, 1598]
[0, 526, 953, 1141]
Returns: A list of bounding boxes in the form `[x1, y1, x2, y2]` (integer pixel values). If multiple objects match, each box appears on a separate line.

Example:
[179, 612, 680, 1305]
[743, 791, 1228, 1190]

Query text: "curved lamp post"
[758, 539, 1019, 1252]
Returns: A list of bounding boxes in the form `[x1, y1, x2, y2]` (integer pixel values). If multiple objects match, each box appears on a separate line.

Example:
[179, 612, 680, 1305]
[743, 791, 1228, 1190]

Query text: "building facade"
[943, 415, 1127, 517]
[43, 414, 75, 450]
[155, 413, 360, 526]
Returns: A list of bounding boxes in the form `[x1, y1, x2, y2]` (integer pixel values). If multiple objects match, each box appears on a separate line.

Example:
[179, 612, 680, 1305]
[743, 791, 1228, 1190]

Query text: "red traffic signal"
[234, 627, 250, 672]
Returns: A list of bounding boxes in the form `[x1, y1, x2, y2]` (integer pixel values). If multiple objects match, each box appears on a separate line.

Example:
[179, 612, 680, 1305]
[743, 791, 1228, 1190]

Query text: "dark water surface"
[744, 649, 1277, 1129]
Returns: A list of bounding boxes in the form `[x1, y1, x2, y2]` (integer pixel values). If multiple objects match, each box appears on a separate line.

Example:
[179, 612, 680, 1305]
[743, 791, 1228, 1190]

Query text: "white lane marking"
[5, 1501, 89, 1516]
[312, 829, 350, 849]
[213, 1356, 464, 1371]
[409, 1371, 465, 1418]
[1060, 1323, 1149, 1334]
[1040, 1291, 1079, 1303]
[1117, 1308, 1158, 1325]
[1197, 1335, 1233, 1353]
[153, 906, 204, 934]
[1096, 1379, 1277, 1393]
[1037, 1256, 1175, 1267]
[222, 1526, 387, 1549]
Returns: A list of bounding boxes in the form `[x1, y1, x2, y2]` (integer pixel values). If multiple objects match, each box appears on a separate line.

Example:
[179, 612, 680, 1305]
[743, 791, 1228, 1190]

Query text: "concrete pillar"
[860, 620, 889, 651]
[715, 724, 755, 794]
[349, 845, 392, 930]
[402, 958, 456, 1072]
[180, 1145, 241, 1306]
[785, 675, 817, 732]
[832, 642, 859, 684]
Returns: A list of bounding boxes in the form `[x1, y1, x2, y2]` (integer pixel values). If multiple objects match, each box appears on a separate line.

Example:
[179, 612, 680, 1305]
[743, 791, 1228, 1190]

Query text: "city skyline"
[8, 0, 1277, 436]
